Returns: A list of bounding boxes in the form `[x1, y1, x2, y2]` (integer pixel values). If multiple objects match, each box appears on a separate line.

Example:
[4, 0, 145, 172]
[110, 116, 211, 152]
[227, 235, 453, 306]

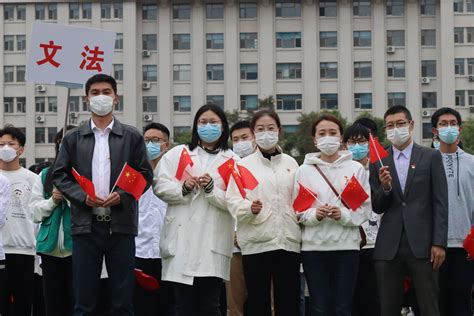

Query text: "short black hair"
[230, 121, 251, 138]
[311, 114, 344, 136]
[343, 123, 370, 143]
[384, 105, 412, 122]
[353, 117, 378, 135]
[85, 74, 117, 95]
[189, 104, 230, 151]
[144, 122, 170, 140]
[0, 125, 26, 146]
[250, 109, 281, 130]
[431, 107, 462, 128]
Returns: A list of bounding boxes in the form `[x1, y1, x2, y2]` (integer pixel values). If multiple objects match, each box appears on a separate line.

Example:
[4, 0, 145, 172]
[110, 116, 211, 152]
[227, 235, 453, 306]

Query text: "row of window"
[455, 58, 474, 75]
[454, 27, 474, 44]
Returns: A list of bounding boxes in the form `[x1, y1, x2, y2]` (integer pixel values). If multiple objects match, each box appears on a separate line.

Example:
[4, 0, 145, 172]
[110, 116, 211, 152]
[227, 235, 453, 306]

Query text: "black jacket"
[53, 118, 153, 236]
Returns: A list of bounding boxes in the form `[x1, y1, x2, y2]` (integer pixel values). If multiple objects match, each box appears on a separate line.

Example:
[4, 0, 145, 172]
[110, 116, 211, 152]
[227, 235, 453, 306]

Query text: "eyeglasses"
[385, 121, 409, 130]
[437, 121, 459, 128]
[346, 139, 368, 146]
[144, 137, 166, 145]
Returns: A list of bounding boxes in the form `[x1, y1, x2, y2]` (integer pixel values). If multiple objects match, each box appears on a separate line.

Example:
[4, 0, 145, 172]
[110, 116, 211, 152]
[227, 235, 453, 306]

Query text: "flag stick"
[370, 133, 385, 168]
[110, 162, 128, 194]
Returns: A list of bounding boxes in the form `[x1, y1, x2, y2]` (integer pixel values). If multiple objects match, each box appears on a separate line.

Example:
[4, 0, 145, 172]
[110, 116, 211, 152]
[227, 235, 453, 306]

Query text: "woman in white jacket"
[226, 109, 301, 316]
[296, 114, 371, 316]
[154, 104, 238, 316]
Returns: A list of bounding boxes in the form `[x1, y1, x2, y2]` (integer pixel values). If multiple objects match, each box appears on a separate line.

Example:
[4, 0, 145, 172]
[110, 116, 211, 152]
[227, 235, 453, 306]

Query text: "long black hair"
[189, 104, 229, 151]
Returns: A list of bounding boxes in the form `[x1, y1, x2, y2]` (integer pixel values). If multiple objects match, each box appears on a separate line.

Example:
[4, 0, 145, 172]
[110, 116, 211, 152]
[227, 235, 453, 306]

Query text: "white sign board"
[26, 22, 116, 86]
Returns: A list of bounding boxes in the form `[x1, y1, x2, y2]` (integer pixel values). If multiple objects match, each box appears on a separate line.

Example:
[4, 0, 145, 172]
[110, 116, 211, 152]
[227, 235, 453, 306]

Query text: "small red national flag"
[116, 163, 147, 200]
[463, 227, 474, 259]
[134, 269, 160, 291]
[231, 169, 247, 199]
[71, 167, 96, 200]
[217, 158, 235, 188]
[237, 165, 259, 190]
[175, 148, 194, 181]
[369, 134, 389, 164]
[403, 276, 411, 294]
[340, 175, 369, 212]
[293, 182, 317, 213]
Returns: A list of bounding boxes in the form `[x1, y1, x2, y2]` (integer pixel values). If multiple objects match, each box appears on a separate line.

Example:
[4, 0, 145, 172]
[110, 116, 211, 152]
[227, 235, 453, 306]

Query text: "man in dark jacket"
[53, 74, 153, 315]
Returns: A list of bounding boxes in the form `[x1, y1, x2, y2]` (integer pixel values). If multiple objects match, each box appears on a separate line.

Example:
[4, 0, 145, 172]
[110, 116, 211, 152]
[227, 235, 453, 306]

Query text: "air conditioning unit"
[36, 85, 47, 93]
[142, 50, 151, 57]
[36, 115, 45, 123]
[142, 82, 151, 90]
[421, 77, 431, 85]
[422, 110, 432, 118]
[469, 75, 474, 82]
[143, 114, 153, 122]
[386, 46, 396, 54]
[69, 112, 78, 119]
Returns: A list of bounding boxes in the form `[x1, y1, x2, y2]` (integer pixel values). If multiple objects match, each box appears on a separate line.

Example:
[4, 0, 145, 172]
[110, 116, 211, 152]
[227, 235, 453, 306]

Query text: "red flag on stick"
[134, 269, 160, 291]
[293, 182, 317, 213]
[175, 148, 194, 181]
[237, 165, 259, 190]
[340, 175, 369, 212]
[231, 170, 247, 198]
[71, 168, 96, 200]
[217, 158, 235, 188]
[463, 227, 474, 259]
[369, 134, 389, 165]
[115, 163, 147, 200]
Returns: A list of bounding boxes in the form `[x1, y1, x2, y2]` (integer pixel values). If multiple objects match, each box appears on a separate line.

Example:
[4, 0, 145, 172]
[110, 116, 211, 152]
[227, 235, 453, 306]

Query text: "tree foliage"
[461, 116, 474, 154]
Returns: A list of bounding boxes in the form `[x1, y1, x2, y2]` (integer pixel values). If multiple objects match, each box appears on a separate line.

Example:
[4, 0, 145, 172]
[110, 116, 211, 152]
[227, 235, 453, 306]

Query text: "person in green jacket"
[29, 127, 74, 316]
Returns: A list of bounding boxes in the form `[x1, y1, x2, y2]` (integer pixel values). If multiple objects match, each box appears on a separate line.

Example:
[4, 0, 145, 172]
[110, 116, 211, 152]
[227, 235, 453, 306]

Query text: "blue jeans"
[302, 250, 359, 316]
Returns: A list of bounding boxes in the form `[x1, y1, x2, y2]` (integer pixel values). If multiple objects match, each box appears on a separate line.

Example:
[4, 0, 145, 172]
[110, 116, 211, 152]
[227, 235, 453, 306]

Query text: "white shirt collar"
[393, 141, 414, 159]
[91, 117, 114, 133]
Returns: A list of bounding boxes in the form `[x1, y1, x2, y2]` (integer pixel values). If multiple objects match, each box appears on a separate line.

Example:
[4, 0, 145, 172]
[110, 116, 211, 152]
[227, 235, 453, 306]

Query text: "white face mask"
[0, 145, 18, 162]
[89, 95, 114, 116]
[233, 140, 255, 158]
[316, 136, 340, 156]
[386, 126, 411, 147]
[255, 131, 279, 150]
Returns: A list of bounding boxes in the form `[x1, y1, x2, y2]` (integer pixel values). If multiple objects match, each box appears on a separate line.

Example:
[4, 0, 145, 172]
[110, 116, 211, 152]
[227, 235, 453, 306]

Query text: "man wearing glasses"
[369, 105, 448, 316]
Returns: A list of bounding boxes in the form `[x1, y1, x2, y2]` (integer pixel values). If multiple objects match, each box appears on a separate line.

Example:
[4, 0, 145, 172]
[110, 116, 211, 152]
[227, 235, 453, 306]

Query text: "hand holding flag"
[176, 148, 194, 181]
[293, 182, 318, 213]
[217, 158, 235, 188]
[71, 168, 96, 200]
[113, 163, 147, 200]
[463, 227, 474, 260]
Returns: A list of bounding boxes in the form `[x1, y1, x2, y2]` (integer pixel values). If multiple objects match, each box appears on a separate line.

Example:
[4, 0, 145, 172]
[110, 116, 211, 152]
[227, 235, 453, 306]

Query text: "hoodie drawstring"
[456, 152, 460, 199]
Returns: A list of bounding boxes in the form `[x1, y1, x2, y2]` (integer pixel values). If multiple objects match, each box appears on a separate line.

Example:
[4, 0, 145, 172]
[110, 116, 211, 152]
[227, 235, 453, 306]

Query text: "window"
[4, 5, 14, 21]
[387, 61, 405, 78]
[320, 0, 337, 17]
[455, 90, 465, 107]
[173, 34, 191, 50]
[353, 0, 371, 16]
[101, 3, 111, 19]
[4, 66, 14, 83]
[48, 97, 57, 112]
[421, 29, 436, 46]
[468, 58, 474, 74]
[422, 123, 432, 139]
[320, 93, 338, 109]
[173, 64, 191, 81]
[4, 36, 14, 52]
[354, 93, 372, 109]
[320, 31, 337, 48]
[206, 33, 224, 49]
[16, 35, 26, 51]
[386, 0, 404, 16]
[35, 4, 45, 20]
[36, 97, 46, 113]
[82, 3, 92, 19]
[240, 64, 258, 80]
[206, 4, 224, 19]
[421, 60, 437, 77]
[115, 95, 124, 112]
[115, 33, 123, 50]
[422, 92, 437, 108]
[143, 96, 158, 112]
[207, 64, 224, 81]
[16, 97, 26, 113]
[468, 0, 474, 11]
[35, 128, 46, 144]
[468, 90, 474, 106]
[81, 96, 88, 112]
[387, 92, 406, 107]
[454, 0, 463, 12]
[69, 3, 80, 19]
[207, 95, 224, 109]
[143, 34, 157, 50]
[4, 97, 14, 113]
[48, 4, 57, 20]
[16, 66, 25, 82]
[48, 128, 57, 144]
[354, 62, 372, 79]
[467, 28, 474, 43]
[68, 96, 80, 112]
[276, 32, 301, 48]
[320, 62, 338, 79]
[240, 33, 258, 49]
[420, 0, 436, 15]
[174, 96, 192, 112]
[142, 4, 158, 20]
[454, 27, 464, 44]
[17, 5, 26, 20]
[113, 3, 123, 19]
[240, 95, 258, 111]
[276, 1, 301, 17]
[276, 63, 302, 79]
[143, 65, 158, 82]
[353, 31, 371, 47]
[455, 58, 465, 75]
[276, 94, 302, 110]
[113, 64, 123, 81]
[240, 3, 257, 18]
[387, 30, 405, 46]
[173, 4, 191, 19]
[282, 125, 298, 135]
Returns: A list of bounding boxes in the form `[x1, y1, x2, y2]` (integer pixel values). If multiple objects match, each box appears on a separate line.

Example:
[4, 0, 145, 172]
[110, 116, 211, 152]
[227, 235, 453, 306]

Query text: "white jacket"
[225, 149, 301, 256]
[154, 144, 238, 285]
[296, 151, 371, 251]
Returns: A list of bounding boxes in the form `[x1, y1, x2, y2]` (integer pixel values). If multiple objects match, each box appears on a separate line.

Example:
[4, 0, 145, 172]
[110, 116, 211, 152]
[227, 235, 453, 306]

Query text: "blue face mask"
[197, 123, 222, 143]
[438, 126, 460, 144]
[146, 142, 161, 161]
[347, 143, 369, 161]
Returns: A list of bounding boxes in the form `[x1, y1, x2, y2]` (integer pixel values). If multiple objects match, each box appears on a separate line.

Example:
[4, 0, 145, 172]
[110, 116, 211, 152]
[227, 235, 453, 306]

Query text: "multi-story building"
[1, 0, 473, 166]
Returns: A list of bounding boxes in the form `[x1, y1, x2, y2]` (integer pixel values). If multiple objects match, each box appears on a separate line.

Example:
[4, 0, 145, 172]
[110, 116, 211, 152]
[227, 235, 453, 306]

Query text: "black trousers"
[352, 248, 380, 316]
[242, 250, 301, 316]
[0, 259, 6, 315]
[41, 254, 73, 316]
[173, 277, 223, 316]
[439, 247, 474, 316]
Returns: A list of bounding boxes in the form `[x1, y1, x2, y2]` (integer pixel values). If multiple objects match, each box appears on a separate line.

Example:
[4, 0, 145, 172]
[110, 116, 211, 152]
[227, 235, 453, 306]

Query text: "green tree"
[173, 130, 192, 146]
[354, 112, 388, 146]
[461, 116, 474, 154]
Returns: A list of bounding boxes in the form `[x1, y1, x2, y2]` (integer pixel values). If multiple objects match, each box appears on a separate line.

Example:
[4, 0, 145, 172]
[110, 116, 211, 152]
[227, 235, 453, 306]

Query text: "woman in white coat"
[296, 114, 371, 316]
[226, 109, 301, 316]
[154, 104, 238, 316]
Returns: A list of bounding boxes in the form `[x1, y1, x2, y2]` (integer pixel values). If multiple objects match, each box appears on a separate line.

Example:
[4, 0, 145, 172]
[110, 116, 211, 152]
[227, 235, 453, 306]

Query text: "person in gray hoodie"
[431, 107, 474, 316]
